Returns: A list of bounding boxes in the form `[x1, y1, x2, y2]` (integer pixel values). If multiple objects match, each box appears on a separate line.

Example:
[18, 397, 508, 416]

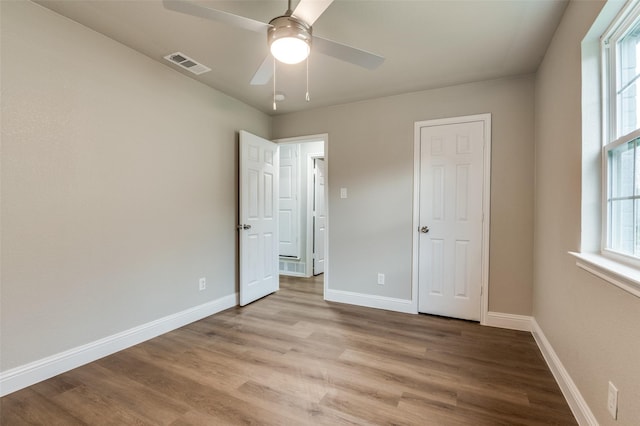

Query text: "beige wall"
[0, 1, 270, 370]
[534, 0, 640, 424]
[8, 2, 638, 422]
[273, 75, 535, 314]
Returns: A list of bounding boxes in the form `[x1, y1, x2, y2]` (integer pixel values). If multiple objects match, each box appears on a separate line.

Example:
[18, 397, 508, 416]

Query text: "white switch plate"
[607, 381, 618, 419]
[340, 187, 348, 199]
[199, 277, 206, 291]
[377, 273, 385, 285]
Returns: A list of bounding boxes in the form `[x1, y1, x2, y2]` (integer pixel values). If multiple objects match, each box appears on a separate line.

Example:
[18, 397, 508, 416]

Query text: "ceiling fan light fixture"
[268, 15, 311, 64]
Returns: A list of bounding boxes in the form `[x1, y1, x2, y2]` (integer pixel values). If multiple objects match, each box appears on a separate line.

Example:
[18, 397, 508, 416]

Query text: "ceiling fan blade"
[292, 0, 334, 26]
[312, 36, 385, 70]
[250, 55, 274, 85]
[162, 0, 271, 33]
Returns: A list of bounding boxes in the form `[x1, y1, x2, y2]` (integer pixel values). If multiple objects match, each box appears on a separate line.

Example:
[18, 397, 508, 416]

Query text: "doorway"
[413, 115, 490, 322]
[276, 134, 328, 290]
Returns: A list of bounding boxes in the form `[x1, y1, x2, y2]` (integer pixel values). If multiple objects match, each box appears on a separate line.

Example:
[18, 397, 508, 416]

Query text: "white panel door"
[418, 120, 484, 320]
[239, 131, 279, 306]
[279, 144, 300, 258]
[313, 158, 326, 275]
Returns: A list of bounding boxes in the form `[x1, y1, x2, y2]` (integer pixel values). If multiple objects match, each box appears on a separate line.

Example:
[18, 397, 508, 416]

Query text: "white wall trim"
[0, 293, 238, 397]
[279, 271, 307, 277]
[484, 311, 532, 331]
[531, 319, 598, 426]
[570, 251, 640, 299]
[325, 288, 417, 314]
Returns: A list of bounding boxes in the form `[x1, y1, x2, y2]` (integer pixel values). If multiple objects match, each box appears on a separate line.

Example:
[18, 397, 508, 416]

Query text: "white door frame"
[274, 134, 329, 294]
[411, 114, 491, 324]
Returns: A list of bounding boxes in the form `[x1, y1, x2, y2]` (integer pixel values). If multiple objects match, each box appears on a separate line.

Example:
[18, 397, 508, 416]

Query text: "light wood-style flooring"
[1, 275, 576, 425]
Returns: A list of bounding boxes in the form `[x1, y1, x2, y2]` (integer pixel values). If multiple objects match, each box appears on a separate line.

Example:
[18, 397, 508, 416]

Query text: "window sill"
[569, 252, 640, 298]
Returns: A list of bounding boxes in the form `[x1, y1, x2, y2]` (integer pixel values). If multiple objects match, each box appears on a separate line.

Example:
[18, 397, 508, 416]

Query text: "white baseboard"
[0, 293, 238, 397]
[279, 271, 307, 277]
[484, 311, 533, 331]
[531, 319, 598, 426]
[324, 288, 417, 314]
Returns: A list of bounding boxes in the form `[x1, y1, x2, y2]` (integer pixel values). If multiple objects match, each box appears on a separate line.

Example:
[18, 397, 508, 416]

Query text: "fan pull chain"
[273, 57, 277, 111]
[305, 56, 310, 102]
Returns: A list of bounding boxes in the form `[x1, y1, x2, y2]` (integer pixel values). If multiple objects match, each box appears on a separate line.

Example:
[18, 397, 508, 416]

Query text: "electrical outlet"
[199, 277, 206, 291]
[607, 381, 618, 419]
[377, 273, 385, 285]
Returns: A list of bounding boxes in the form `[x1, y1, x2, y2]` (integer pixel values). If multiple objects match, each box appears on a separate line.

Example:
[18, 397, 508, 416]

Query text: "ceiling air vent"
[164, 52, 211, 75]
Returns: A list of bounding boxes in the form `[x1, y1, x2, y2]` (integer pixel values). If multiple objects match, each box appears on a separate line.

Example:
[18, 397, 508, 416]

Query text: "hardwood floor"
[1, 275, 576, 425]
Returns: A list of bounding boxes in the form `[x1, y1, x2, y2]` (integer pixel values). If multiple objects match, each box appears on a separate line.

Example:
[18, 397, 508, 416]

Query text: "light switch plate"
[340, 187, 347, 199]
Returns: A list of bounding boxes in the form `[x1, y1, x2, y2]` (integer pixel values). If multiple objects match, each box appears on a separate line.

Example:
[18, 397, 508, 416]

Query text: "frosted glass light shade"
[270, 37, 310, 64]
[267, 15, 312, 65]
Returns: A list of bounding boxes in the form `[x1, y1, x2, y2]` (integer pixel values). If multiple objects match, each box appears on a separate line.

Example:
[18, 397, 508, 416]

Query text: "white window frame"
[601, 0, 640, 268]
[572, 0, 640, 299]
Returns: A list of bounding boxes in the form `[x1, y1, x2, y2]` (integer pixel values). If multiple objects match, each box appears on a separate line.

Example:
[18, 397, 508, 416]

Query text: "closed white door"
[279, 144, 300, 258]
[239, 131, 279, 306]
[313, 158, 326, 275]
[418, 119, 485, 321]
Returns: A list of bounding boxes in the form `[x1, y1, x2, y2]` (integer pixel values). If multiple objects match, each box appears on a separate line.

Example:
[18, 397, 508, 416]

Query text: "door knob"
[420, 226, 430, 233]
[237, 224, 251, 230]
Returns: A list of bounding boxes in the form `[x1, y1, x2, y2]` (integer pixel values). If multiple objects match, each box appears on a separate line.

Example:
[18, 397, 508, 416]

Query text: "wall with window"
[534, 0, 640, 423]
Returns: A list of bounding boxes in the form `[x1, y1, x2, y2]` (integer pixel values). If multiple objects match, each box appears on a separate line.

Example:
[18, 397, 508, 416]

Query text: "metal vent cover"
[163, 52, 211, 75]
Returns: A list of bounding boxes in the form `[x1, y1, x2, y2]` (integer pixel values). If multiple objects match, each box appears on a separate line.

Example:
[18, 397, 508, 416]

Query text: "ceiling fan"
[162, 0, 385, 85]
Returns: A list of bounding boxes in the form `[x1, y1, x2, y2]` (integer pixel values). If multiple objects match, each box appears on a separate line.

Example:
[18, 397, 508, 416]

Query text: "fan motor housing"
[267, 15, 312, 49]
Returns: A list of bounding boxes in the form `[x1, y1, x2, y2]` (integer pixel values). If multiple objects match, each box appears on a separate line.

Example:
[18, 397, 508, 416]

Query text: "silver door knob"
[237, 224, 251, 230]
[420, 226, 430, 233]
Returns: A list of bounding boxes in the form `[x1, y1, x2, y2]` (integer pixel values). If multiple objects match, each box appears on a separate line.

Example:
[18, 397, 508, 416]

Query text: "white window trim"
[601, 131, 640, 268]
[574, 0, 640, 299]
[570, 251, 640, 298]
[599, 0, 640, 268]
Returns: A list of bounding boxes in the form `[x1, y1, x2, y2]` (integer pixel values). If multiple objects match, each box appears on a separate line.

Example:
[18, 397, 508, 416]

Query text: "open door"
[313, 158, 326, 275]
[239, 131, 279, 306]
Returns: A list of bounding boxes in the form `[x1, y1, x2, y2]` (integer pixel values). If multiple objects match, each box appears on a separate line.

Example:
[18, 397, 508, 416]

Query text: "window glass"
[617, 18, 640, 136]
[607, 138, 639, 257]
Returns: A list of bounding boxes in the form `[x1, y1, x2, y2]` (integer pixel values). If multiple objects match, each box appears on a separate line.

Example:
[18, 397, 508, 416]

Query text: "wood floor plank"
[62, 362, 189, 425]
[1, 275, 576, 425]
[0, 388, 86, 426]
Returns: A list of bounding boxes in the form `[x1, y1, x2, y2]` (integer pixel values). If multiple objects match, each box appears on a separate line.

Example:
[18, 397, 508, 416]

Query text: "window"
[573, 0, 640, 299]
[603, 0, 640, 263]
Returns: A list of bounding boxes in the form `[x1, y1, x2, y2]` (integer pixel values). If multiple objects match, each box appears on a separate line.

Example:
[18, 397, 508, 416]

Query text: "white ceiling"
[34, 0, 568, 115]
